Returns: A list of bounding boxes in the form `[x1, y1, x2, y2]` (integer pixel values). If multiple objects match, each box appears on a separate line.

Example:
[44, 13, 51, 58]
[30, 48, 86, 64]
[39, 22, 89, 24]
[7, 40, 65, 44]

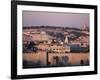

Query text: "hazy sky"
[22, 11, 89, 28]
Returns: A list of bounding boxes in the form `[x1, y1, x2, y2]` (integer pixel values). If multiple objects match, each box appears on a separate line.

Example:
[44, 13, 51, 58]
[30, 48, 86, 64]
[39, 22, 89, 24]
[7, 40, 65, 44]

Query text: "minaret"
[83, 24, 86, 30]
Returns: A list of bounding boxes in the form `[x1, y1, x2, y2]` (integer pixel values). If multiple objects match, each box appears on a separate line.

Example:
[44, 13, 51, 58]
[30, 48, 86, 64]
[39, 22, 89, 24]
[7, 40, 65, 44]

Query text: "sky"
[22, 11, 90, 28]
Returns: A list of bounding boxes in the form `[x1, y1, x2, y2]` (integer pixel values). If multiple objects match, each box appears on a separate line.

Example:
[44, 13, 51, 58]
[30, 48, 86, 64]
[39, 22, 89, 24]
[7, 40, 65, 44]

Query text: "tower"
[64, 36, 68, 44]
[82, 24, 87, 31]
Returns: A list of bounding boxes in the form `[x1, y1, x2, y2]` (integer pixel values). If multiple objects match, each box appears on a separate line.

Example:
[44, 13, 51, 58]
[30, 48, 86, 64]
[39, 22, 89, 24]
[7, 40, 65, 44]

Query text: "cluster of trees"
[47, 32, 65, 42]
[23, 41, 38, 53]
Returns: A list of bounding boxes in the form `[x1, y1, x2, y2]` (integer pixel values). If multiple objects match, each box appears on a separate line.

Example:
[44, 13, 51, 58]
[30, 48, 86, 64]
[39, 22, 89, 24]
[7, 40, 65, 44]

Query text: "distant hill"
[23, 26, 82, 31]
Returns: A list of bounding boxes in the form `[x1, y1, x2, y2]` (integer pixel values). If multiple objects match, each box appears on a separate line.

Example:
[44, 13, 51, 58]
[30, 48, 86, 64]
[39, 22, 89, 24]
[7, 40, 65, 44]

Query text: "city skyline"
[22, 11, 90, 28]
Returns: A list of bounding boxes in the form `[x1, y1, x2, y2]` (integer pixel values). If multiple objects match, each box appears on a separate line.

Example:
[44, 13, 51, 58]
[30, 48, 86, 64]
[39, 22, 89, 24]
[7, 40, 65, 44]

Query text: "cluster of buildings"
[23, 26, 89, 68]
